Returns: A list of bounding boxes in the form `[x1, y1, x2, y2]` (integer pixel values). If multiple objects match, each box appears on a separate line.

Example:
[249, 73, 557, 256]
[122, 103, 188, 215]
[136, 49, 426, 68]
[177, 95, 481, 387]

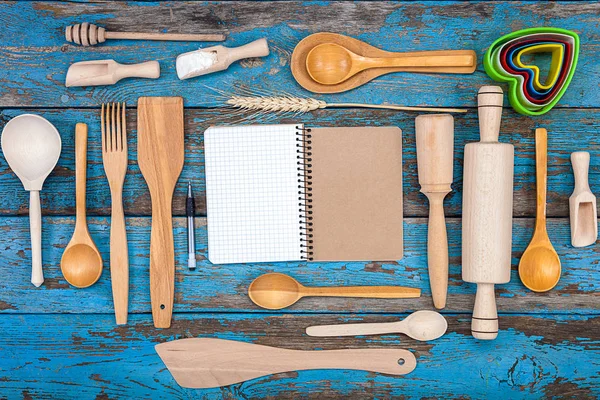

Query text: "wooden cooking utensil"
[291, 32, 477, 94]
[248, 273, 420, 310]
[176, 38, 269, 80]
[101, 103, 129, 325]
[61, 123, 103, 288]
[65, 60, 160, 87]
[306, 43, 476, 85]
[65, 22, 226, 46]
[1, 114, 62, 287]
[519, 128, 562, 292]
[462, 86, 514, 340]
[156, 338, 416, 389]
[569, 151, 598, 247]
[137, 97, 184, 328]
[415, 114, 454, 309]
[306, 310, 447, 341]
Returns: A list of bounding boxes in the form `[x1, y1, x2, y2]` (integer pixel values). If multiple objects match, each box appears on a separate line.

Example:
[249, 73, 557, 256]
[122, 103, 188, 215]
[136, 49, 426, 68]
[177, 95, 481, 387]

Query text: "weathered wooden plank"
[0, 216, 596, 314]
[0, 313, 597, 399]
[1, 108, 598, 217]
[0, 2, 598, 108]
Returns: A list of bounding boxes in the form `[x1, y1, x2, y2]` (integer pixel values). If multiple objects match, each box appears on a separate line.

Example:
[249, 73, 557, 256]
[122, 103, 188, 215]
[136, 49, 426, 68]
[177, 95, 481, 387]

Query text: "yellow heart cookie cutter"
[514, 43, 564, 91]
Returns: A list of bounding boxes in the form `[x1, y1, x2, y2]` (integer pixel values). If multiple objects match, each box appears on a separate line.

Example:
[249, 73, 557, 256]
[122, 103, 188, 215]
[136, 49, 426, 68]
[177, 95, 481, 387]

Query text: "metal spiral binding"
[296, 126, 314, 260]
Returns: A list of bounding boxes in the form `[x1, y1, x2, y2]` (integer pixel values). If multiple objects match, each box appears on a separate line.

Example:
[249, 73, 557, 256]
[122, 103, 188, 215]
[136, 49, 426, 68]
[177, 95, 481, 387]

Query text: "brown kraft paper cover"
[309, 126, 403, 261]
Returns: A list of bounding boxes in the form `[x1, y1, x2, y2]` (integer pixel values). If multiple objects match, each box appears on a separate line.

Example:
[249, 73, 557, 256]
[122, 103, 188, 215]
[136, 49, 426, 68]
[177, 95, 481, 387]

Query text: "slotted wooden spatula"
[137, 97, 184, 328]
[156, 338, 416, 388]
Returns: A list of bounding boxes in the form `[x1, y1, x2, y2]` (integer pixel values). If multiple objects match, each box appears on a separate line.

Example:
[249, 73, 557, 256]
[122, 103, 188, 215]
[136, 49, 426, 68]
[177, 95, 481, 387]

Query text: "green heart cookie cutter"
[484, 27, 579, 116]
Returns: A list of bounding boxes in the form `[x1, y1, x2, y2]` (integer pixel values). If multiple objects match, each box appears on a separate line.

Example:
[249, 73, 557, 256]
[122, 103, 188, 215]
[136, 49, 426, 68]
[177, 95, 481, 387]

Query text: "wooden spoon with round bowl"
[518, 128, 561, 292]
[61, 123, 103, 288]
[306, 42, 476, 85]
[248, 273, 420, 310]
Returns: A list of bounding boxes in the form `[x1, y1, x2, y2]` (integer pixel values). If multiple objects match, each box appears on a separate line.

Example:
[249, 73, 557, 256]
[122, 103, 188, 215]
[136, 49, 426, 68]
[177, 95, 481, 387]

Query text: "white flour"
[176, 50, 218, 80]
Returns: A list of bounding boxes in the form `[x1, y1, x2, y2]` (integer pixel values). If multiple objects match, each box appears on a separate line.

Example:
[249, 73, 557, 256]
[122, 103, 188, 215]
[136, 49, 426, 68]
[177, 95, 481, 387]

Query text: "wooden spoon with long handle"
[156, 338, 416, 389]
[306, 310, 447, 341]
[307, 43, 475, 85]
[518, 128, 561, 292]
[137, 97, 184, 328]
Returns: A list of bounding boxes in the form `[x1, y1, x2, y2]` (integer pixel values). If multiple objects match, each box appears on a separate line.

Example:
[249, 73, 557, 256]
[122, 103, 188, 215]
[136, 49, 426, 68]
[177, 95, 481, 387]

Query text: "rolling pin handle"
[472, 283, 498, 340]
[477, 86, 503, 143]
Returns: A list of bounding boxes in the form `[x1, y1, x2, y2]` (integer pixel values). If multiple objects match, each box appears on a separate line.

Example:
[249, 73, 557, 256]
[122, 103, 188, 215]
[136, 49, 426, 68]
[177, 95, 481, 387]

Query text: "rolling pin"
[462, 86, 514, 340]
[415, 114, 454, 309]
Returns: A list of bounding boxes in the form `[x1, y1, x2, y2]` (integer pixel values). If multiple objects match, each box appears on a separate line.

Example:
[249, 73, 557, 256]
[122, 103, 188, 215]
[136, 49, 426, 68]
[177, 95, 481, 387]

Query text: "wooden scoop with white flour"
[176, 38, 269, 80]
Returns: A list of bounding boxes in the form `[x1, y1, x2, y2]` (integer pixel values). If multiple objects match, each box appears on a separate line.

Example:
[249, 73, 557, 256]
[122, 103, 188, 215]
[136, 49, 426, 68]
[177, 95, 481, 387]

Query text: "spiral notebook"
[204, 124, 403, 264]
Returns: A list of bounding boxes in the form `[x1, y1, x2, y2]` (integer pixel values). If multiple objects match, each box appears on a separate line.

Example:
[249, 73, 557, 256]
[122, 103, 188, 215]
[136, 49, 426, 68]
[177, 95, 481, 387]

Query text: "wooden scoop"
[569, 152, 598, 247]
[306, 310, 448, 341]
[176, 38, 269, 80]
[61, 123, 103, 288]
[65, 59, 160, 87]
[518, 128, 561, 292]
[248, 273, 420, 310]
[306, 43, 475, 85]
[156, 338, 416, 389]
[137, 97, 184, 328]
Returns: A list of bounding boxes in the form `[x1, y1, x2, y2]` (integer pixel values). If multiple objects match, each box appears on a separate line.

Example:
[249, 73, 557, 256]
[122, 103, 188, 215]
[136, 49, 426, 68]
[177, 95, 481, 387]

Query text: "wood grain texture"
[0, 216, 597, 315]
[0, 2, 599, 107]
[138, 97, 184, 328]
[0, 108, 598, 218]
[0, 1, 599, 398]
[0, 313, 597, 398]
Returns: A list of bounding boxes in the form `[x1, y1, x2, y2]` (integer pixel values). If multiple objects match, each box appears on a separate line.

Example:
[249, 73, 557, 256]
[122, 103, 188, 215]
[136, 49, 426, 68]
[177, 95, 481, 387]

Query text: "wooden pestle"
[415, 114, 454, 309]
[462, 86, 514, 340]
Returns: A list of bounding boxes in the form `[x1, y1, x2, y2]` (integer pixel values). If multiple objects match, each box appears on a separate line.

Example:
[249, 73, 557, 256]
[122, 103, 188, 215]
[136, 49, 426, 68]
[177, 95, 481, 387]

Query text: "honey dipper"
[65, 23, 226, 46]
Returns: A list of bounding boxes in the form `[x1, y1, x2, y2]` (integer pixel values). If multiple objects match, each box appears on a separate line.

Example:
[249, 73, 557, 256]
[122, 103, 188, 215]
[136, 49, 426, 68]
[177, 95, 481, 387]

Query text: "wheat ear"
[225, 95, 467, 114]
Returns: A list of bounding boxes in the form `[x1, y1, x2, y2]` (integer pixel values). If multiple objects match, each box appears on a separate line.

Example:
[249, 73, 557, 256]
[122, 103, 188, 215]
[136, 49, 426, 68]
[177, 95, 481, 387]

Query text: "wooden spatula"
[156, 338, 416, 389]
[137, 97, 184, 328]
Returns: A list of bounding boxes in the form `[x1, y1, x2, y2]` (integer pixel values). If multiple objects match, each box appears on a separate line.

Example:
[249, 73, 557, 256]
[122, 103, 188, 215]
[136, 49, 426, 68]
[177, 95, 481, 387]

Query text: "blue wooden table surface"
[0, 1, 598, 398]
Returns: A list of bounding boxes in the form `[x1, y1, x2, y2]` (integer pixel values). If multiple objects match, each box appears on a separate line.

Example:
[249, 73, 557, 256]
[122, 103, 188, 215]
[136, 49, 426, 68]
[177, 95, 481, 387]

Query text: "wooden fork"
[101, 103, 129, 325]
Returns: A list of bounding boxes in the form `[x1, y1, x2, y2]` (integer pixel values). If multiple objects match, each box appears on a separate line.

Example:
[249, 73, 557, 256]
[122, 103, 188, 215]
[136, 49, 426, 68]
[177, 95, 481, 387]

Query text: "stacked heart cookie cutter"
[484, 27, 580, 116]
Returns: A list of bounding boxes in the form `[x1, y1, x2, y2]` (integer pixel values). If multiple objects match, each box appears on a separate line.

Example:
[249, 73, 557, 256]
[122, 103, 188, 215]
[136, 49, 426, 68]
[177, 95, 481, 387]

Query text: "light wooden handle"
[303, 286, 420, 298]
[535, 128, 548, 232]
[571, 151, 591, 193]
[75, 123, 88, 229]
[228, 38, 270, 63]
[29, 190, 43, 287]
[426, 192, 449, 309]
[116, 61, 160, 81]
[306, 321, 402, 337]
[156, 338, 417, 389]
[373, 52, 475, 68]
[288, 348, 416, 375]
[472, 283, 498, 340]
[477, 86, 503, 143]
[110, 190, 128, 325]
[149, 196, 175, 328]
[65, 23, 226, 46]
[106, 31, 226, 42]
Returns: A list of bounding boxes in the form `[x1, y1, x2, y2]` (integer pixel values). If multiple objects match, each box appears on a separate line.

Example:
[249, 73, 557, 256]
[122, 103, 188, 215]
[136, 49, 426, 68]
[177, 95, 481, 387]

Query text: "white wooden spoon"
[306, 310, 447, 341]
[1, 114, 62, 286]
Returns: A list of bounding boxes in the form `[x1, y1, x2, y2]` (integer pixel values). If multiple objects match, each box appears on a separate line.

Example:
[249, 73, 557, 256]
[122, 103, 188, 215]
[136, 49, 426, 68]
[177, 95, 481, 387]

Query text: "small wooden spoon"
[306, 310, 447, 341]
[61, 123, 103, 288]
[248, 273, 420, 310]
[518, 128, 561, 292]
[306, 43, 475, 85]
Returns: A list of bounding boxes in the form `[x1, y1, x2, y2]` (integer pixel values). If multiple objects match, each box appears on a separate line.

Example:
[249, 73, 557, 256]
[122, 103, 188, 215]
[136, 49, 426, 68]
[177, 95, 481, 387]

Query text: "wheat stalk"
[225, 95, 467, 114]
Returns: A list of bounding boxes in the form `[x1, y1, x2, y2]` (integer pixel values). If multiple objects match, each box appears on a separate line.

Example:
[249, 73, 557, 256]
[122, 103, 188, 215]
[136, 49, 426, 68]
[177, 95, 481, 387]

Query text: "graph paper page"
[204, 124, 303, 264]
